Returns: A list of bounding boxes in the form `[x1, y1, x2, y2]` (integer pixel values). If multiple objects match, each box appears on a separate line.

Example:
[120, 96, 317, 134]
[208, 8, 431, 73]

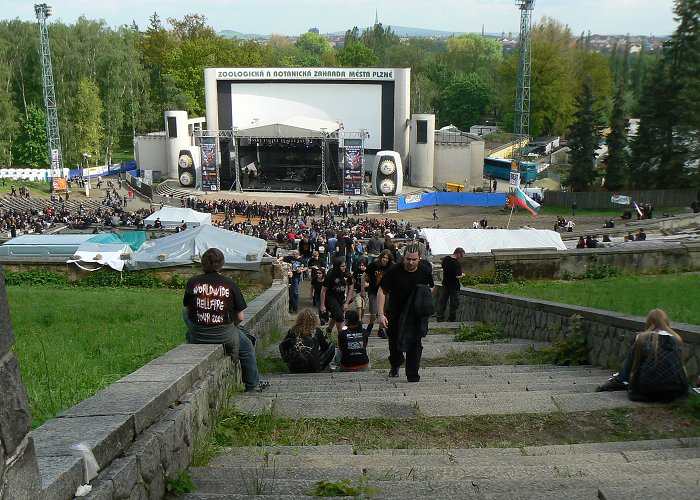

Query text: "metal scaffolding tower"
[512, 0, 535, 165]
[35, 3, 63, 179]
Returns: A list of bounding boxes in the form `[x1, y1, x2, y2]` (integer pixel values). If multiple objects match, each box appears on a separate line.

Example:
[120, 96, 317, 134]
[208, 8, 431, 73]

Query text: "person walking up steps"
[377, 243, 435, 382]
[437, 247, 465, 322]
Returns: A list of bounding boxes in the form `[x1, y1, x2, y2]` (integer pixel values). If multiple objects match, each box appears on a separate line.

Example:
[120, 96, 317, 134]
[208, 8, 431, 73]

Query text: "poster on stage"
[343, 139, 363, 196]
[200, 142, 219, 191]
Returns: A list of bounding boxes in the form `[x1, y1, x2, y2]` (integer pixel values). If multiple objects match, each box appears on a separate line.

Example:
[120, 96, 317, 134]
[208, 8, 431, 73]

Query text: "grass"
[474, 272, 700, 325]
[214, 405, 700, 451]
[8, 283, 262, 427]
[0, 179, 52, 196]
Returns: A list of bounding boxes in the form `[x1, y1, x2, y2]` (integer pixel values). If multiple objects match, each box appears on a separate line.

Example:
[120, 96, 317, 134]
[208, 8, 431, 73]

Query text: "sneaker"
[245, 380, 270, 393]
[377, 329, 388, 339]
[389, 366, 399, 378]
[595, 376, 627, 392]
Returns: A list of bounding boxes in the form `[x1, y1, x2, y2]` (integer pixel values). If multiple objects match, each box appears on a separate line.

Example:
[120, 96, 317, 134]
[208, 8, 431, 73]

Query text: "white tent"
[125, 225, 267, 271]
[423, 228, 567, 255]
[144, 207, 211, 229]
[67, 243, 133, 272]
[236, 115, 341, 138]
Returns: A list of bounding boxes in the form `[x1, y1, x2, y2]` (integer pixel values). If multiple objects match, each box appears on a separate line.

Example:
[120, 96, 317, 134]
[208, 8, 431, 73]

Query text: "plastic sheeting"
[144, 207, 211, 228]
[67, 243, 133, 272]
[125, 225, 267, 271]
[399, 192, 506, 210]
[423, 228, 567, 255]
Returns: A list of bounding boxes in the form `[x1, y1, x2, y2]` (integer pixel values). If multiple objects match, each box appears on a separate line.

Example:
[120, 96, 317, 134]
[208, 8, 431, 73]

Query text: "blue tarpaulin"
[398, 192, 506, 210]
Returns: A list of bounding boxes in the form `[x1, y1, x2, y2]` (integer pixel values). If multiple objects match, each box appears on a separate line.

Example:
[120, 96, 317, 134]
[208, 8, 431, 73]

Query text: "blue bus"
[483, 157, 538, 184]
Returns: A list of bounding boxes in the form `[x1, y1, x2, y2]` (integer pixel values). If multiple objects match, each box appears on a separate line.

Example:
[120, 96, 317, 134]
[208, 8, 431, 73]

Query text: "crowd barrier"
[398, 192, 507, 211]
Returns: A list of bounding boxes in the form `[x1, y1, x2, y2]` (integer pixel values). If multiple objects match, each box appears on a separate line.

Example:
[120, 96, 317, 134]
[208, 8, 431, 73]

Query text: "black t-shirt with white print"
[183, 272, 247, 326]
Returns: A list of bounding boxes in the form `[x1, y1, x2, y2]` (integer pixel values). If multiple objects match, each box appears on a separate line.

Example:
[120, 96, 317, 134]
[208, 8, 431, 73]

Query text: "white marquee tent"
[236, 116, 341, 138]
[423, 228, 567, 255]
[125, 225, 267, 271]
[144, 207, 211, 229]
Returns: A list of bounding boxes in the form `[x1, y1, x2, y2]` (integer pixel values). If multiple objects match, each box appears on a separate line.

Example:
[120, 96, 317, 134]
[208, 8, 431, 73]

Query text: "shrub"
[454, 323, 507, 342]
[530, 315, 589, 366]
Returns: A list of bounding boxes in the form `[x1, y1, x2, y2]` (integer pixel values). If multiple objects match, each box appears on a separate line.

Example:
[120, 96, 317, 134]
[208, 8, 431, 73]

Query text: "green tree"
[13, 104, 47, 167]
[74, 78, 104, 160]
[443, 34, 503, 77]
[605, 83, 628, 191]
[360, 23, 400, 65]
[567, 77, 602, 191]
[337, 42, 379, 67]
[434, 73, 491, 130]
[295, 32, 331, 57]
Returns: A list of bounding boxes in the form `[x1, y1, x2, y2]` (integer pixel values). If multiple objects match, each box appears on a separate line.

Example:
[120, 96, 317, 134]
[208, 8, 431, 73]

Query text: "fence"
[545, 189, 699, 209]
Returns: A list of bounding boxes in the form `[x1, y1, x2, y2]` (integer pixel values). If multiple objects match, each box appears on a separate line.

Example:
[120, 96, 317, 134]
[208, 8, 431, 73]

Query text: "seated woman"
[596, 309, 688, 401]
[279, 308, 335, 373]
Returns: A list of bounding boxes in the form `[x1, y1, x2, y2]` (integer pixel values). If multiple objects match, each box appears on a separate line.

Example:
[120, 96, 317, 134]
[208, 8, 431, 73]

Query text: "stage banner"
[343, 140, 363, 196]
[200, 142, 219, 192]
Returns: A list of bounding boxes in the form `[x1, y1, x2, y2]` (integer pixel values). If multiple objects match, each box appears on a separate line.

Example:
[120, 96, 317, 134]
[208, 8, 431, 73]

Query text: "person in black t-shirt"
[362, 249, 394, 338]
[377, 243, 435, 382]
[437, 247, 465, 322]
[183, 248, 267, 392]
[320, 258, 354, 333]
[352, 257, 368, 321]
[338, 310, 370, 372]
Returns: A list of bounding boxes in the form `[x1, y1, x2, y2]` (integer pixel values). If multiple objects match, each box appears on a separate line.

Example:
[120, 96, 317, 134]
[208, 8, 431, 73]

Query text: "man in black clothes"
[377, 243, 434, 382]
[183, 248, 267, 392]
[437, 248, 465, 322]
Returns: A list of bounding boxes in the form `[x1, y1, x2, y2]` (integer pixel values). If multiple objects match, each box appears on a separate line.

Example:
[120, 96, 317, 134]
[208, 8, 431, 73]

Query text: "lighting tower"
[512, 0, 535, 165]
[35, 3, 63, 180]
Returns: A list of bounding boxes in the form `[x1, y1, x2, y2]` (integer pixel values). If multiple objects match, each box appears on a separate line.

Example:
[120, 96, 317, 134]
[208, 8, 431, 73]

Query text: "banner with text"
[200, 142, 219, 192]
[342, 140, 363, 196]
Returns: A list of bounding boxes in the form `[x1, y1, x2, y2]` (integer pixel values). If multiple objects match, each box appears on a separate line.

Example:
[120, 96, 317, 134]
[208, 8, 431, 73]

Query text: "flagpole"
[506, 205, 515, 229]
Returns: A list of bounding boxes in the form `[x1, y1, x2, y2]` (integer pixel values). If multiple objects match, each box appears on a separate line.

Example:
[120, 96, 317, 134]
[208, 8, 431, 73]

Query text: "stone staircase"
[182, 318, 700, 499]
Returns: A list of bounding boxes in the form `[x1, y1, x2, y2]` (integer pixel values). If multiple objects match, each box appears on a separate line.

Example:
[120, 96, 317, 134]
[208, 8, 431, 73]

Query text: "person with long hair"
[279, 308, 335, 373]
[596, 309, 688, 401]
[362, 249, 394, 338]
[320, 257, 354, 333]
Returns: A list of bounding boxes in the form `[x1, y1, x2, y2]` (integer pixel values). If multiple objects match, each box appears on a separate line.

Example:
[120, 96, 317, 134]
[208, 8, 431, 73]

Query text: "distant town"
[219, 26, 669, 53]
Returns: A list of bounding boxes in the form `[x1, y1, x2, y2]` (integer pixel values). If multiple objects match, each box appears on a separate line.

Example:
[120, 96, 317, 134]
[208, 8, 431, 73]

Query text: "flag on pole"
[506, 187, 541, 215]
[633, 201, 644, 218]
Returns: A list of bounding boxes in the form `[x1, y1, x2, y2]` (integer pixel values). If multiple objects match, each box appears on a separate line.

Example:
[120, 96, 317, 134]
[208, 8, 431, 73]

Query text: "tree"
[337, 42, 378, 67]
[567, 77, 602, 191]
[605, 83, 628, 191]
[360, 23, 400, 65]
[295, 32, 331, 58]
[74, 78, 104, 161]
[13, 104, 47, 167]
[443, 34, 503, 78]
[434, 73, 491, 130]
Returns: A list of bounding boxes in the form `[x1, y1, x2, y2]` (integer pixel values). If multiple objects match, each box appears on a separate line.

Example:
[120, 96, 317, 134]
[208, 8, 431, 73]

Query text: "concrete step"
[185, 467, 700, 498]
[233, 389, 644, 419]
[207, 449, 700, 470]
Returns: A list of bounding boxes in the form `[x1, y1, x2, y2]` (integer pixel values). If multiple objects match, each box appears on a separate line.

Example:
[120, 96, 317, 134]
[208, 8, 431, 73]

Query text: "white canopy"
[236, 115, 341, 138]
[144, 207, 211, 229]
[125, 225, 268, 271]
[423, 228, 567, 255]
[67, 243, 133, 272]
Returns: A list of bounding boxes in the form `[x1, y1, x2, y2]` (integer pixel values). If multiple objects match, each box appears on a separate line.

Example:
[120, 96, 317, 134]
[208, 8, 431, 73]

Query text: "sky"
[5, 0, 678, 36]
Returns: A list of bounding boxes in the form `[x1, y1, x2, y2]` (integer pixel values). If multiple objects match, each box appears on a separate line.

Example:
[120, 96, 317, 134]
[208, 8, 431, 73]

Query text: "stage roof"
[236, 115, 341, 138]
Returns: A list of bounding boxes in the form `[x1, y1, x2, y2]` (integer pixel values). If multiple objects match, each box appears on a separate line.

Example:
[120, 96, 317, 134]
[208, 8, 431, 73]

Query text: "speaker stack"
[177, 146, 201, 187]
[370, 151, 403, 195]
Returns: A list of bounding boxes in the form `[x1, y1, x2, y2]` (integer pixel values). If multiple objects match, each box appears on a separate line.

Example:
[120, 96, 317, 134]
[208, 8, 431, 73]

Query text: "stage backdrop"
[398, 192, 506, 210]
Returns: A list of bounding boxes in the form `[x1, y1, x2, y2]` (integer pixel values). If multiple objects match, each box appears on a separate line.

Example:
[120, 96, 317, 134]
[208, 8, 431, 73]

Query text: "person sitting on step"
[338, 310, 370, 372]
[279, 308, 335, 373]
[596, 308, 689, 402]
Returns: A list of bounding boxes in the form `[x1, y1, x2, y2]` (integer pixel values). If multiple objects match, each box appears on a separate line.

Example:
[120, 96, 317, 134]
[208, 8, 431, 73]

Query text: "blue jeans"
[182, 308, 260, 389]
[289, 274, 300, 312]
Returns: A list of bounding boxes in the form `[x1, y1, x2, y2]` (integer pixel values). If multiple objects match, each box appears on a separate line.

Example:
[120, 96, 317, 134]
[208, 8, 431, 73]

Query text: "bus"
[483, 157, 538, 184]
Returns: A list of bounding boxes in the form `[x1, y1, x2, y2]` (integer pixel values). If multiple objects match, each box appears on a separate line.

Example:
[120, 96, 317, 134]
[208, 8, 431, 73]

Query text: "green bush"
[3, 270, 69, 286]
[529, 315, 589, 366]
[583, 264, 623, 280]
[453, 323, 507, 342]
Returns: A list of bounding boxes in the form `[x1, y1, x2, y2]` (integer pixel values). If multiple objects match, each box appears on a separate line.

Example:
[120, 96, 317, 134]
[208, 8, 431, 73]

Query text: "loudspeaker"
[177, 146, 201, 187]
[370, 151, 403, 195]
